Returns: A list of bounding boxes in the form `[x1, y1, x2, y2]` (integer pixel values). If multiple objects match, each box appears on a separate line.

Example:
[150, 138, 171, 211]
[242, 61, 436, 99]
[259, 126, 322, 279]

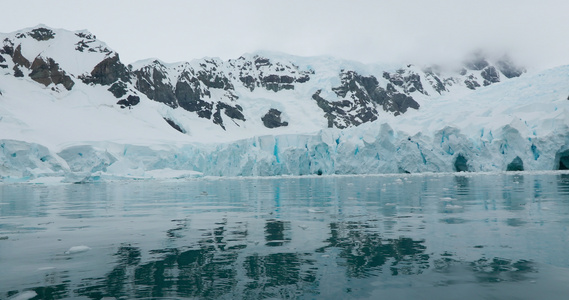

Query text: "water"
[1, 173, 569, 300]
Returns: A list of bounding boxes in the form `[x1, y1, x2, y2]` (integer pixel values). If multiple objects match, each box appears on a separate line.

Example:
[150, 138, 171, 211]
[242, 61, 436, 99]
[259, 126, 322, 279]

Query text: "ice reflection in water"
[1, 173, 569, 299]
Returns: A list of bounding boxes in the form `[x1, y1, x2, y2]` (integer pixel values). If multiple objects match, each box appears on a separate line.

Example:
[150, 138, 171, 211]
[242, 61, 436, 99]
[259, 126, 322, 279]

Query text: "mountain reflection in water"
[18, 219, 540, 300]
[1, 173, 569, 299]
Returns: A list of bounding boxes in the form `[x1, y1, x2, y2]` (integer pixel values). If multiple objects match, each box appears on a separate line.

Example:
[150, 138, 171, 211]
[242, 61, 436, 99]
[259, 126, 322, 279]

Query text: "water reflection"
[8, 218, 543, 300]
[317, 221, 429, 277]
[2, 173, 569, 299]
[433, 255, 537, 284]
[244, 253, 317, 299]
[265, 219, 291, 247]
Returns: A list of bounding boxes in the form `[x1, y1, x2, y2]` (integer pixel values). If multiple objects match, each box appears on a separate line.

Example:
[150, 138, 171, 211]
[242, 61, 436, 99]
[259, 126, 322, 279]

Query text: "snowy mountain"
[0, 25, 568, 182]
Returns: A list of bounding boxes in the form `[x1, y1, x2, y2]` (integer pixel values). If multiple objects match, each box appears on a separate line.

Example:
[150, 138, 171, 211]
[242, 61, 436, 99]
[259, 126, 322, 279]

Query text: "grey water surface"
[1, 173, 569, 299]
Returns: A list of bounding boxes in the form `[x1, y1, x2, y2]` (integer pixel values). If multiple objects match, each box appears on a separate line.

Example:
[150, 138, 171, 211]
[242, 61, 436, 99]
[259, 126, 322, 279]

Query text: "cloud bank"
[1, 0, 568, 69]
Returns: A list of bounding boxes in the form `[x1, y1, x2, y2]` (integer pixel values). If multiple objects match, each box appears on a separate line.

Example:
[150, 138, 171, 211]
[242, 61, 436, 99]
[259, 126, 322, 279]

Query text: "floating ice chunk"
[64, 245, 91, 254]
[8, 291, 37, 300]
[445, 204, 463, 210]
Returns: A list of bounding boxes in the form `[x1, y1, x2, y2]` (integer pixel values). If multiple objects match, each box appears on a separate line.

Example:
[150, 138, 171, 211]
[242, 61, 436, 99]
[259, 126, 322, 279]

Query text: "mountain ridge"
[1, 25, 528, 133]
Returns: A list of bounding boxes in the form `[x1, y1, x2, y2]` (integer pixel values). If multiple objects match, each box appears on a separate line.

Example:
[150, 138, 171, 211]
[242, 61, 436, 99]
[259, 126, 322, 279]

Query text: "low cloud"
[1, 0, 568, 70]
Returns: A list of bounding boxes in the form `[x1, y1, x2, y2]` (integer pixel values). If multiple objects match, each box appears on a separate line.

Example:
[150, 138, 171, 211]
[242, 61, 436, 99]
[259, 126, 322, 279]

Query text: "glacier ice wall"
[2, 120, 569, 182]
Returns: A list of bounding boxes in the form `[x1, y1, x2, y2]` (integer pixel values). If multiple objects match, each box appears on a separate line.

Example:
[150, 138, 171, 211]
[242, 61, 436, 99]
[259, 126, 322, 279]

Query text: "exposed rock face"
[132, 59, 245, 129]
[13, 66, 24, 77]
[0, 26, 529, 133]
[332, 70, 419, 119]
[383, 70, 426, 95]
[262, 108, 288, 128]
[422, 66, 448, 94]
[464, 75, 481, 90]
[133, 61, 177, 107]
[12, 45, 30, 68]
[108, 81, 128, 98]
[74, 31, 110, 54]
[129, 51, 524, 131]
[116, 95, 140, 109]
[81, 54, 130, 85]
[164, 118, 185, 133]
[228, 55, 312, 92]
[506, 156, 524, 171]
[29, 57, 74, 90]
[28, 28, 55, 41]
[496, 58, 526, 79]
[481, 66, 500, 86]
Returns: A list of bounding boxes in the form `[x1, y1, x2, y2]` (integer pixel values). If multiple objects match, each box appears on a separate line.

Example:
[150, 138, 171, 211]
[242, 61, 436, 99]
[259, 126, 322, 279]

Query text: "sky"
[1, 0, 568, 70]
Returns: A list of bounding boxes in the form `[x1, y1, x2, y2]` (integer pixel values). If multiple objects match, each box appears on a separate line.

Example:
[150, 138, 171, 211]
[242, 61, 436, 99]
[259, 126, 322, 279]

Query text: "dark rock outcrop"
[175, 75, 214, 119]
[117, 95, 140, 109]
[481, 66, 500, 86]
[262, 74, 295, 92]
[12, 45, 30, 68]
[29, 57, 74, 90]
[108, 81, 128, 98]
[213, 102, 246, 130]
[335, 70, 419, 116]
[383, 69, 426, 95]
[496, 58, 525, 79]
[0, 54, 5, 69]
[133, 59, 245, 129]
[1, 41, 14, 56]
[229, 55, 312, 92]
[164, 118, 185, 133]
[423, 67, 447, 94]
[464, 75, 481, 90]
[313, 89, 377, 129]
[506, 156, 524, 171]
[312, 70, 421, 128]
[262, 108, 288, 128]
[133, 61, 177, 107]
[13, 66, 24, 77]
[28, 28, 55, 41]
[81, 54, 130, 85]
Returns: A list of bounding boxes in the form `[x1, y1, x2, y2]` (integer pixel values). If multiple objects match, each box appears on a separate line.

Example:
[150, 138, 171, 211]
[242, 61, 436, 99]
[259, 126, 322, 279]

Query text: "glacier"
[1, 26, 569, 183]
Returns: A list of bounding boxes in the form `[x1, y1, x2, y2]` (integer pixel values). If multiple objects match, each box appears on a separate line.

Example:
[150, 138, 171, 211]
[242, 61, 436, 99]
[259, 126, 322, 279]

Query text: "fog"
[1, 0, 568, 70]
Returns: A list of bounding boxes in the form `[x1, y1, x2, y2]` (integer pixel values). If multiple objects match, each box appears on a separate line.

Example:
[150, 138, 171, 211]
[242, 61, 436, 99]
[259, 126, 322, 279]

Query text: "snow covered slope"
[1, 25, 568, 182]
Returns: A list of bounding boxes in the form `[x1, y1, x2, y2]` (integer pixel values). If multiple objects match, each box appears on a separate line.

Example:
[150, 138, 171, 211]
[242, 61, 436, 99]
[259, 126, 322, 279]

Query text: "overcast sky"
[1, 0, 568, 69]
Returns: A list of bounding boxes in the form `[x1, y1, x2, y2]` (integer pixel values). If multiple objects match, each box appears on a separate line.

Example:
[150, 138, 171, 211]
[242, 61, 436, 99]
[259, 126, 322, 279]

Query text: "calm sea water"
[1, 173, 569, 300]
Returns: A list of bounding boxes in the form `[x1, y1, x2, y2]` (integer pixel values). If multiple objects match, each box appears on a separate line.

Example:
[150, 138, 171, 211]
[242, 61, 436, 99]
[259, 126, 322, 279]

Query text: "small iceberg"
[64, 245, 91, 255]
[445, 204, 463, 210]
[8, 291, 37, 300]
